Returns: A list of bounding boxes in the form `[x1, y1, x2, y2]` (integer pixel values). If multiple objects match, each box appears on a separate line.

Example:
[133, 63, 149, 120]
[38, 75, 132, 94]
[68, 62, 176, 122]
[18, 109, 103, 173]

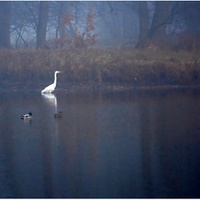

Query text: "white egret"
[21, 112, 32, 120]
[41, 71, 62, 93]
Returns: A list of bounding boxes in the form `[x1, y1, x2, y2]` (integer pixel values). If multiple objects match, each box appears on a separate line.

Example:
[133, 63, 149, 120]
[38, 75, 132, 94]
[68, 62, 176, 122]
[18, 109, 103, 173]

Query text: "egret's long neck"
[53, 73, 57, 86]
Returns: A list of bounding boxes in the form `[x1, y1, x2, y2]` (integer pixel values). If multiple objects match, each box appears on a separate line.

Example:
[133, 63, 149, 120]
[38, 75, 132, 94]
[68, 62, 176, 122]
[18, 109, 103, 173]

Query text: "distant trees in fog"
[0, 2, 11, 48]
[0, 1, 200, 50]
[36, 2, 49, 48]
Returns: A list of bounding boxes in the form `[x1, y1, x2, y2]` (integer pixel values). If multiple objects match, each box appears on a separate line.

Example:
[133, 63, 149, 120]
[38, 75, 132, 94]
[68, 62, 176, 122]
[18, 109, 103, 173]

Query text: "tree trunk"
[0, 2, 11, 49]
[36, 1, 49, 48]
[137, 1, 171, 48]
[122, 3, 135, 43]
[57, 2, 66, 39]
[148, 2, 170, 38]
[137, 1, 149, 48]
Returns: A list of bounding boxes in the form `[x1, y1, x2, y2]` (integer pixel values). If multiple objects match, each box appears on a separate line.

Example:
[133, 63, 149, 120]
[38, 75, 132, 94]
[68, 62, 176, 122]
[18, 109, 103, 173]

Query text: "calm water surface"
[0, 88, 200, 198]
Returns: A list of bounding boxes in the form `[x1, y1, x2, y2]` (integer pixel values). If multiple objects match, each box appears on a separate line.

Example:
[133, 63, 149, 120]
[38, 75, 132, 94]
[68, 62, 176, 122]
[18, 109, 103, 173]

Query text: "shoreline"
[1, 82, 200, 94]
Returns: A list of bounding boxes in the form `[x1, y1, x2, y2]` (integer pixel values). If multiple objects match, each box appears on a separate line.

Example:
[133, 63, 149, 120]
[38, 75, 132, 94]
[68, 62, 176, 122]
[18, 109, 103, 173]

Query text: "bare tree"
[36, 1, 49, 48]
[0, 2, 11, 48]
[149, 1, 171, 38]
[137, 1, 149, 48]
[137, 1, 172, 48]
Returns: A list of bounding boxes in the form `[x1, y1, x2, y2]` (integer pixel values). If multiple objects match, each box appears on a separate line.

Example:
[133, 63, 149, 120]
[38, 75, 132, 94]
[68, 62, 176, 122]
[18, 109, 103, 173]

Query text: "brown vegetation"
[0, 48, 200, 91]
[55, 7, 97, 50]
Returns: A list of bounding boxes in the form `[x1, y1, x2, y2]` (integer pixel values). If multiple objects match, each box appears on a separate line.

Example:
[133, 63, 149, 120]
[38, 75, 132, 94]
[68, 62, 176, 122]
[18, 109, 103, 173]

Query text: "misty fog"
[0, 1, 199, 50]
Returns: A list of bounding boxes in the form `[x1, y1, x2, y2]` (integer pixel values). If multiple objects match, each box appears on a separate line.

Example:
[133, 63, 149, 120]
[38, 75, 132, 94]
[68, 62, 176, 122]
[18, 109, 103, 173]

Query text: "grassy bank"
[0, 48, 200, 91]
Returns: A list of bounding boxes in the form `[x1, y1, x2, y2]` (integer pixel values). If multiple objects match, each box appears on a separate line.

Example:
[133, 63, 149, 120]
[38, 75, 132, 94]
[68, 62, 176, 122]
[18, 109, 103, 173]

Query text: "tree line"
[0, 1, 200, 50]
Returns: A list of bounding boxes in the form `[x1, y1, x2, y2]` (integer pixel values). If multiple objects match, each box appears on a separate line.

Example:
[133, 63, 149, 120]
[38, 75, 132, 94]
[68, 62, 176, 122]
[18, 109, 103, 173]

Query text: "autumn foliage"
[56, 8, 97, 49]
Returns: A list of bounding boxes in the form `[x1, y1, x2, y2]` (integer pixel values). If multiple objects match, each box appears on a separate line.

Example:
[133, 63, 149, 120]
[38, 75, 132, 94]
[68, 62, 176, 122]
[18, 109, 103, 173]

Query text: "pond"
[0, 88, 200, 198]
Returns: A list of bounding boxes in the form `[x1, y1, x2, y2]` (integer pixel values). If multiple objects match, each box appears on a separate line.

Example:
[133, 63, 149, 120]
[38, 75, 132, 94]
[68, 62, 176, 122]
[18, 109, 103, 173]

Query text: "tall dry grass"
[0, 48, 200, 90]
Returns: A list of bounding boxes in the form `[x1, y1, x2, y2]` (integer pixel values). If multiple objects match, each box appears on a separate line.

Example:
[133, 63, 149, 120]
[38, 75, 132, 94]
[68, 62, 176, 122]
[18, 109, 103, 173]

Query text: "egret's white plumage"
[41, 71, 62, 93]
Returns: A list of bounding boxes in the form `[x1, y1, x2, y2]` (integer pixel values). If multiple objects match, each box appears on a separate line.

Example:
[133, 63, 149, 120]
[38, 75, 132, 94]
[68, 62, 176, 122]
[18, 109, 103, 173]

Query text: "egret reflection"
[41, 93, 58, 113]
[41, 90, 60, 145]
